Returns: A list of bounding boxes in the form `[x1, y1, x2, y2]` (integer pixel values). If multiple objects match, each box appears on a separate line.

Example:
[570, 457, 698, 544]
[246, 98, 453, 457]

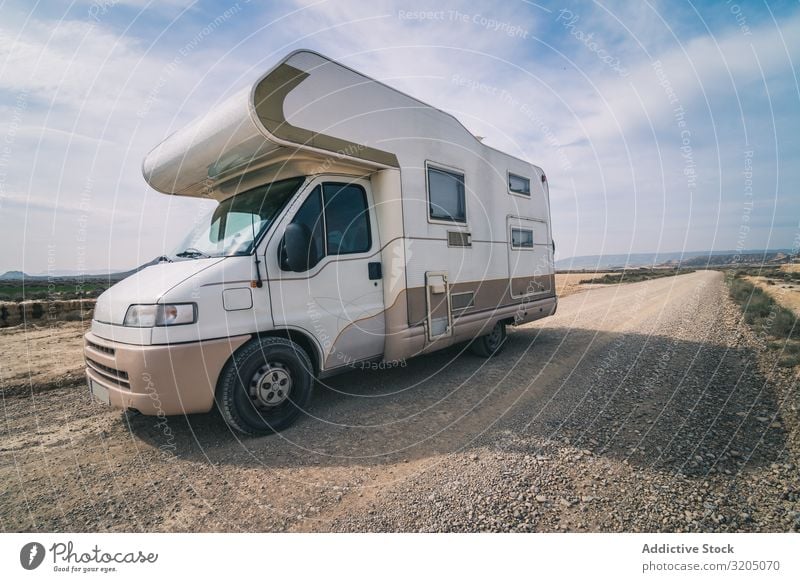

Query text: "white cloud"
[0, 13, 222, 273]
[1, 0, 798, 272]
[567, 10, 800, 141]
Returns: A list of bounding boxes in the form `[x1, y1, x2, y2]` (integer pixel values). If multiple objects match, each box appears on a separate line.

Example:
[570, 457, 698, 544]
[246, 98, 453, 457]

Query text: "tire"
[469, 321, 508, 358]
[216, 337, 314, 436]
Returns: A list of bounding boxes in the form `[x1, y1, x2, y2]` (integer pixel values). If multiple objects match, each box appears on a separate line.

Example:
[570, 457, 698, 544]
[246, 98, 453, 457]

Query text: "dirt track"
[1, 271, 798, 532]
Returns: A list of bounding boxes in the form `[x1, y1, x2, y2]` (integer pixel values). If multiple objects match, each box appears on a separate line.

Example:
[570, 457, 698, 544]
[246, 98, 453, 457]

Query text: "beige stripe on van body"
[253, 63, 400, 169]
[406, 274, 556, 326]
[322, 275, 556, 368]
[324, 290, 558, 371]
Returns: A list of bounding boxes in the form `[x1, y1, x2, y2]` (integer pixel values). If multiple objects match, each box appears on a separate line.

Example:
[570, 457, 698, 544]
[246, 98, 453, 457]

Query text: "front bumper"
[84, 331, 250, 416]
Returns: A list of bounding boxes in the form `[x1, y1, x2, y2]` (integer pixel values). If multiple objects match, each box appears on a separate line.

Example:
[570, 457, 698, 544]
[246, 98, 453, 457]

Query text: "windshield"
[172, 176, 305, 259]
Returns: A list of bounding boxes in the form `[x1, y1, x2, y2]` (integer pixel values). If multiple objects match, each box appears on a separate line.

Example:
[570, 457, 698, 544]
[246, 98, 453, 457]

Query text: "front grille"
[87, 339, 115, 356]
[86, 357, 130, 389]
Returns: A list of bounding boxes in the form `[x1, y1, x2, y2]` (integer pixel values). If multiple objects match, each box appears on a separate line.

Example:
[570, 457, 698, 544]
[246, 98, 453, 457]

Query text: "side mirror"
[283, 223, 318, 272]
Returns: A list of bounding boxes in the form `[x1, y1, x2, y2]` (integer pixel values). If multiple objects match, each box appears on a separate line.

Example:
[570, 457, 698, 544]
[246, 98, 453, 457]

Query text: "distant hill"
[556, 249, 795, 271]
[0, 257, 163, 282]
[676, 251, 791, 268]
[0, 270, 124, 282]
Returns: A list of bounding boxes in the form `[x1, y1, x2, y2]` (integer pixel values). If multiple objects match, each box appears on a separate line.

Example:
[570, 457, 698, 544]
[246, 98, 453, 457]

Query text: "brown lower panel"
[84, 332, 250, 415]
[379, 294, 558, 366]
[406, 274, 555, 326]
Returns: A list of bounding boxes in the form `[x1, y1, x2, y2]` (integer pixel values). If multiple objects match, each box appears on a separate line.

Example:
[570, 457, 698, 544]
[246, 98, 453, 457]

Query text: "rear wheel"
[469, 321, 508, 358]
[216, 337, 314, 436]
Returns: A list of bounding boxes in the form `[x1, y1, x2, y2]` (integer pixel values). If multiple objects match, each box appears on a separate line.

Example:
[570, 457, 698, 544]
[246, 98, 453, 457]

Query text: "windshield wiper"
[175, 247, 211, 258]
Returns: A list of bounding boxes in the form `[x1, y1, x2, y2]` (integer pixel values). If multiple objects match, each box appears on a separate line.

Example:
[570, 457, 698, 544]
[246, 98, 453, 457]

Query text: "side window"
[283, 186, 325, 269]
[508, 173, 531, 196]
[511, 227, 534, 249]
[427, 165, 466, 223]
[322, 183, 371, 255]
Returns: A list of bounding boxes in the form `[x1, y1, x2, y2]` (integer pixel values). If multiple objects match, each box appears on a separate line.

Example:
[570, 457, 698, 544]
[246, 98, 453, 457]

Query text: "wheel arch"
[252, 327, 322, 376]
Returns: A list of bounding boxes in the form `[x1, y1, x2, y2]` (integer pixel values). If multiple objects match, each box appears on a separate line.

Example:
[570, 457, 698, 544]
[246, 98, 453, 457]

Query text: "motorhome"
[84, 50, 557, 435]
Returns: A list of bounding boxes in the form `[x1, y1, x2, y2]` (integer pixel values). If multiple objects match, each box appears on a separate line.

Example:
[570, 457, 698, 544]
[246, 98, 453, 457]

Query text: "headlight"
[156, 303, 197, 326]
[123, 304, 197, 327]
[123, 305, 157, 327]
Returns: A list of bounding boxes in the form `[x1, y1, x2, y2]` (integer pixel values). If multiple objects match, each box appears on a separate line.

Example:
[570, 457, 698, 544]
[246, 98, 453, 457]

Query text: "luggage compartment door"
[507, 216, 552, 299]
[425, 271, 452, 341]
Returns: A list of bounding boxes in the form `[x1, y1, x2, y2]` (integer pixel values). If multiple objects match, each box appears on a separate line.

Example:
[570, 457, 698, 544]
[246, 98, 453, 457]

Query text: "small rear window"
[511, 227, 534, 249]
[508, 173, 531, 196]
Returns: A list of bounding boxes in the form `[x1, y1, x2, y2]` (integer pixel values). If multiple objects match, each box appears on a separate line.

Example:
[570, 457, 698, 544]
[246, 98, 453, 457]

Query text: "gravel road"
[2, 270, 798, 532]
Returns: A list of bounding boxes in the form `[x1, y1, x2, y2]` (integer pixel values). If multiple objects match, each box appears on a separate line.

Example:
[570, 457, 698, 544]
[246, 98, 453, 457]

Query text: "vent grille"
[86, 357, 130, 389]
[87, 339, 115, 356]
[451, 291, 475, 311]
[447, 231, 472, 247]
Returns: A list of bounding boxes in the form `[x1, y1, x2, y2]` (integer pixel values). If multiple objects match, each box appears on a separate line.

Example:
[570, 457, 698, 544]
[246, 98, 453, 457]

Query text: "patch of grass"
[0, 280, 112, 302]
[581, 269, 695, 285]
[728, 278, 795, 334]
[729, 266, 800, 283]
[778, 342, 800, 368]
[727, 277, 800, 368]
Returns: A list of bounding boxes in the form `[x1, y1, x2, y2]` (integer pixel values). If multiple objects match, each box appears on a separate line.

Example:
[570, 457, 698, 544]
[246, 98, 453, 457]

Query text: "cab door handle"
[368, 262, 382, 280]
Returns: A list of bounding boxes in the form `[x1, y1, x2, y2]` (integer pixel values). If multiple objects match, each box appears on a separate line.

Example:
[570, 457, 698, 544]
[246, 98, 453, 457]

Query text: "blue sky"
[0, 0, 798, 273]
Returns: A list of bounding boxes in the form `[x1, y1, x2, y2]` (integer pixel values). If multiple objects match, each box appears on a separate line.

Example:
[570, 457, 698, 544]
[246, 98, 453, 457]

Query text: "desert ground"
[1, 271, 798, 532]
[554, 271, 612, 297]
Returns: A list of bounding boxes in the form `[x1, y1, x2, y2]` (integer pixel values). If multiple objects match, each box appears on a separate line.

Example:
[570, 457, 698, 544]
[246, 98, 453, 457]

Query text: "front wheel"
[216, 337, 314, 436]
[469, 321, 508, 358]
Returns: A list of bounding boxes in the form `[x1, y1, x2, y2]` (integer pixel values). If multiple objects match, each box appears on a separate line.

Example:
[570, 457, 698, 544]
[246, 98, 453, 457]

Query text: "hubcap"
[249, 363, 293, 408]
[488, 324, 503, 348]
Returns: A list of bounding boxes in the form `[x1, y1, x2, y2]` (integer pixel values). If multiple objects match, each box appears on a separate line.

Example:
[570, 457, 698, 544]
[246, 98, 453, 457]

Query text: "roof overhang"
[142, 50, 399, 199]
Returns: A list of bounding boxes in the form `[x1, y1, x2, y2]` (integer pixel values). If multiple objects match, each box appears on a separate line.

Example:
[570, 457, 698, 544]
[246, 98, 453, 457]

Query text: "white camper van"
[84, 50, 557, 435]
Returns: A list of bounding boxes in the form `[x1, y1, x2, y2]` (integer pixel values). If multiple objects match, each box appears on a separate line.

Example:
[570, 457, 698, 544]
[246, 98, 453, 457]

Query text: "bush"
[777, 342, 800, 367]
[729, 278, 756, 302]
[580, 269, 694, 285]
[772, 309, 799, 339]
[728, 278, 799, 341]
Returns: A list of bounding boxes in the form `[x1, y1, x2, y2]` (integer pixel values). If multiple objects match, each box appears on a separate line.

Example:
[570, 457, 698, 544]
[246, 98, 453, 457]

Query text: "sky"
[0, 0, 798, 274]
